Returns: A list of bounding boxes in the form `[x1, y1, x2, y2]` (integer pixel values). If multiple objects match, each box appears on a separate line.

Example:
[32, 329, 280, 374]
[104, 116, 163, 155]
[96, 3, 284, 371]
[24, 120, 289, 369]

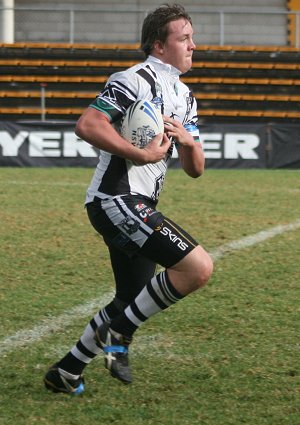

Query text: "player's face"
[160, 19, 195, 74]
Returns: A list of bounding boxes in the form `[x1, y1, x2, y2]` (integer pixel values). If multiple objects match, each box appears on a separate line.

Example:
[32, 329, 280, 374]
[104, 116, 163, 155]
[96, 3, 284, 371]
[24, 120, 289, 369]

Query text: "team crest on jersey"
[151, 97, 163, 109]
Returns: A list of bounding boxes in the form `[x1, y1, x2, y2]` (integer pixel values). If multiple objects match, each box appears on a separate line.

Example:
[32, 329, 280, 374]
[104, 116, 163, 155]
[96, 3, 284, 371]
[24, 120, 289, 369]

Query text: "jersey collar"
[146, 56, 181, 77]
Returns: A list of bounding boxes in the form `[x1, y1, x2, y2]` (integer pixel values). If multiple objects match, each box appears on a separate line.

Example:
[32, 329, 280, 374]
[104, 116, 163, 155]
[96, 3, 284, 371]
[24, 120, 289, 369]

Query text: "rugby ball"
[121, 99, 164, 148]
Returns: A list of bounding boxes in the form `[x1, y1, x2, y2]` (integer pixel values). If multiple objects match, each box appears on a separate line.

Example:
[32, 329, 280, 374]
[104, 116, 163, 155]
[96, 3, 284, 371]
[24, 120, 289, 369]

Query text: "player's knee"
[168, 246, 213, 293]
[196, 252, 213, 288]
[187, 246, 213, 289]
[184, 247, 213, 289]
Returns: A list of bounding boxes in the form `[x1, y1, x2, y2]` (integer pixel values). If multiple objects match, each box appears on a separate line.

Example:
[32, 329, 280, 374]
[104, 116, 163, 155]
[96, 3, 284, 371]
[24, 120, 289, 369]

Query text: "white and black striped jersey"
[85, 55, 200, 204]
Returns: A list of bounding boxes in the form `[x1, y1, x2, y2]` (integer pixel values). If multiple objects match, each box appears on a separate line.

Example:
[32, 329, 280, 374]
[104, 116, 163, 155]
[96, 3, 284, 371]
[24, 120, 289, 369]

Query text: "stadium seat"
[1, 42, 300, 122]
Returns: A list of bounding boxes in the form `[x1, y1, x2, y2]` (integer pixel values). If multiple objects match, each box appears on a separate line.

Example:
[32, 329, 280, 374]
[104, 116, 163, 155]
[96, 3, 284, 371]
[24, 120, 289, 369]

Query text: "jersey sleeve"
[89, 70, 145, 123]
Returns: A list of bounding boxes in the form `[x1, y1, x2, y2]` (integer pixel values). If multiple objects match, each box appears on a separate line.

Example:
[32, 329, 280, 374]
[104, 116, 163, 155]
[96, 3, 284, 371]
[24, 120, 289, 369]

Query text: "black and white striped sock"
[57, 298, 127, 375]
[111, 271, 184, 337]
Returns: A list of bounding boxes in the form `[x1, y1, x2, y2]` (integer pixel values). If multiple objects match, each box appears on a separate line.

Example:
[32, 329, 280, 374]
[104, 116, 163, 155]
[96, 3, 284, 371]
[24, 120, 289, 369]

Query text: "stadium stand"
[0, 42, 300, 122]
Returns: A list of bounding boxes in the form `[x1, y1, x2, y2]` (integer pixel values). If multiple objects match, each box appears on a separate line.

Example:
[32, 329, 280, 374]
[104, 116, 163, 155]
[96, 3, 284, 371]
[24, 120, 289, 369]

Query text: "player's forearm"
[76, 119, 134, 158]
[179, 143, 205, 177]
[75, 108, 169, 165]
[75, 108, 146, 162]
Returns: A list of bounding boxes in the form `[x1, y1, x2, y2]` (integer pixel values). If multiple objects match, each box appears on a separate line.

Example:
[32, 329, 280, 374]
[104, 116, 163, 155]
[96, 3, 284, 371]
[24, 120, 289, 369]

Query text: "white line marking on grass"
[209, 220, 300, 261]
[1, 220, 300, 357]
[0, 292, 114, 357]
[3, 181, 88, 187]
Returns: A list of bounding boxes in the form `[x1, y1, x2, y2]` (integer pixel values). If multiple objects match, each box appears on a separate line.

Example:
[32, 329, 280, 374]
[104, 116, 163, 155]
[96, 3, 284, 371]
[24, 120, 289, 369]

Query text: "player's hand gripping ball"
[121, 99, 164, 148]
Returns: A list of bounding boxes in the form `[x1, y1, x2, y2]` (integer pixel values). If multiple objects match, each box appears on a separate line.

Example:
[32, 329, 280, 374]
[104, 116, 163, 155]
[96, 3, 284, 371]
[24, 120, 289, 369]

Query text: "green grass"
[0, 168, 299, 425]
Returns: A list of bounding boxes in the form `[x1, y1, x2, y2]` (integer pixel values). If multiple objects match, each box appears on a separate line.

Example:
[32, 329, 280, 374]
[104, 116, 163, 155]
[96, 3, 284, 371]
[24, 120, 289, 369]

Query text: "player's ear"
[153, 40, 164, 54]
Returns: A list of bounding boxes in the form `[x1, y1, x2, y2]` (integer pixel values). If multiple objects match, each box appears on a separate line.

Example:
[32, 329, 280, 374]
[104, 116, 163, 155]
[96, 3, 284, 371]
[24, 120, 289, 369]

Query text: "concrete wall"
[8, 0, 288, 45]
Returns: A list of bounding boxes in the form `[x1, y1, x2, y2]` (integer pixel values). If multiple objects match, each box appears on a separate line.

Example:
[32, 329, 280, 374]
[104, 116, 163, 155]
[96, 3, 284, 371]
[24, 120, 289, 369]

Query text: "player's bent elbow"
[181, 158, 205, 177]
[185, 167, 204, 178]
[75, 118, 95, 142]
[75, 108, 108, 140]
[75, 123, 83, 140]
[75, 116, 86, 140]
[191, 169, 204, 178]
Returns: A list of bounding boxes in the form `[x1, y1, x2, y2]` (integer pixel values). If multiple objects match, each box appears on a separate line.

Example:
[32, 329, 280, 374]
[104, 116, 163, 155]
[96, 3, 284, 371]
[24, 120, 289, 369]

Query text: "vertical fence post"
[0, 0, 15, 43]
[219, 11, 224, 46]
[70, 9, 74, 44]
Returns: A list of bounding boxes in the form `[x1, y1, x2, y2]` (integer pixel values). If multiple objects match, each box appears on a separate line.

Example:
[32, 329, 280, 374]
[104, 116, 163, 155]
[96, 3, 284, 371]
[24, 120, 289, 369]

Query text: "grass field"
[0, 167, 299, 425]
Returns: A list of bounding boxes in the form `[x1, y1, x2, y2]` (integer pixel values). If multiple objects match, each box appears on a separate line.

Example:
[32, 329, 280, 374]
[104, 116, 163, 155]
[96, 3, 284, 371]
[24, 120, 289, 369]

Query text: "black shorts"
[86, 194, 198, 269]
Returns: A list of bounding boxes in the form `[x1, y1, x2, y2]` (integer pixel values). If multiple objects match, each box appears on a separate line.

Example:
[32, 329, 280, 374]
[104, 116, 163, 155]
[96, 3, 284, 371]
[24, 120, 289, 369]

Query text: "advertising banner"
[199, 123, 267, 169]
[268, 124, 300, 169]
[0, 120, 299, 168]
[0, 121, 99, 167]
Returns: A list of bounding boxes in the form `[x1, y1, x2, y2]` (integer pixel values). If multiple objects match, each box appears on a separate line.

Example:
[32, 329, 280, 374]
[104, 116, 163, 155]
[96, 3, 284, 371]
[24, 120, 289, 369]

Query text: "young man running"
[44, 3, 213, 394]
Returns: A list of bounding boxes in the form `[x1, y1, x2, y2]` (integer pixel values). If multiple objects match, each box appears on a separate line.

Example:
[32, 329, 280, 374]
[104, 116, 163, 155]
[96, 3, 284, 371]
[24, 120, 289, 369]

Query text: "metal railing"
[0, 6, 299, 47]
